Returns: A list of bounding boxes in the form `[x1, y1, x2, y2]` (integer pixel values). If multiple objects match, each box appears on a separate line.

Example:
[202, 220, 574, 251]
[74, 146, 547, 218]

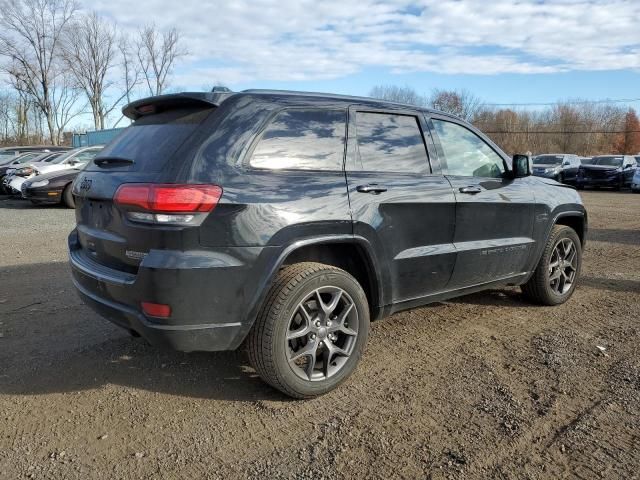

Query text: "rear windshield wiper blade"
[94, 156, 135, 167]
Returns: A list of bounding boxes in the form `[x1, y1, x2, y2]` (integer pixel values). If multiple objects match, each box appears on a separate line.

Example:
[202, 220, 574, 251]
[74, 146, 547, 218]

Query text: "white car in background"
[6, 146, 104, 194]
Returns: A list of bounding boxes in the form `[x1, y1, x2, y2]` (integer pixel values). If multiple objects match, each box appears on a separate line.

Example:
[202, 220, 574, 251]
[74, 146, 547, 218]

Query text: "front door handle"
[459, 186, 482, 194]
[356, 184, 388, 194]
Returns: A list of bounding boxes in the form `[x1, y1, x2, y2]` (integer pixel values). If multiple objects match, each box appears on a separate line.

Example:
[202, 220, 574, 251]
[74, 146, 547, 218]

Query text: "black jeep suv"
[69, 90, 587, 398]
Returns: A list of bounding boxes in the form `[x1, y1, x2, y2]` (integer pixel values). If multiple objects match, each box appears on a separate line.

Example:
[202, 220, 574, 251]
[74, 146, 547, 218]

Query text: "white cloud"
[85, 0, 640, 86]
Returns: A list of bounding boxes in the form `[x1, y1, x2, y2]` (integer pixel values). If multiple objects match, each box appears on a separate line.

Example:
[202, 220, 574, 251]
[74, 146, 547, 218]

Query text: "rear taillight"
[114, 184, 222, 224]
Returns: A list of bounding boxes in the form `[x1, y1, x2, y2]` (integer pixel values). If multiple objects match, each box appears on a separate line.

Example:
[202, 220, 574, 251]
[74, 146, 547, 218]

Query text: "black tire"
[521, 225, 582, 306]
[62, 184, 75, 208]
[247, 262, 370, 399]
[576, 184, 584, 190]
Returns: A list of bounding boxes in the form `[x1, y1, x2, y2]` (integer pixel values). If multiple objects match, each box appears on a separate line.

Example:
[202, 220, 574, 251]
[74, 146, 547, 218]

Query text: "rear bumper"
[68, 229, 268, 352]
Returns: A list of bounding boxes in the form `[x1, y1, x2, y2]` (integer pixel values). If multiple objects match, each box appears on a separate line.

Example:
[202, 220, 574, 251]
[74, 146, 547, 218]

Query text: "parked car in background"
[21, 166, 85, 207]
[69, 89, 587, 398]
[576, 155, 637, 190]
[5, 146, 103, 195]
[0, 152, 48, 193]
[0, 145, 69, 163]
[632, 167, 640, 193]
[532, 154, 581, 184]
[31, 146, 103, 176]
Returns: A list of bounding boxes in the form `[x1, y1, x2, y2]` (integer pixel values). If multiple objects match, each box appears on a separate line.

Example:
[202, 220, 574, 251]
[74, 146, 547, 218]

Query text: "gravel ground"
[0, 190, 639, 479]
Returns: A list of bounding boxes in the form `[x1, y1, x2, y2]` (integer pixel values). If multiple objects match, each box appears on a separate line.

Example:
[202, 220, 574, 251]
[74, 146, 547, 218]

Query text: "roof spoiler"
[122, 91, 234, 120]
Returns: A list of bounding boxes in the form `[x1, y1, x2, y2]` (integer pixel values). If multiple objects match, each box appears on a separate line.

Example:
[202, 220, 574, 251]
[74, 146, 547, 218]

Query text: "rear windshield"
[534, 155, 563, 165]
[592, 156, 623, 167]
[87, 107, 214, 172]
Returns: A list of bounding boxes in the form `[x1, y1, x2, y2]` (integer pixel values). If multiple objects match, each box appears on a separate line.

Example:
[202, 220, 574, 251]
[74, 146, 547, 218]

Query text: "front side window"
[432, 119, 505, 178]
[250, 109, 346, 171]
[354, 112, 429, 173]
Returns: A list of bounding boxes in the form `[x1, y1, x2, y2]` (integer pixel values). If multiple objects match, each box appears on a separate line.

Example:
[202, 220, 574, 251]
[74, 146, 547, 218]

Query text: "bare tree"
[62, 12, 131, 130]
[119, 36, 142, 106]
[51, 73, 85, 144]
[136, 24, 186, 96]
[369, 85, 427, 106]
[429, 89, 483, 122]
[0, 0, 78, 144]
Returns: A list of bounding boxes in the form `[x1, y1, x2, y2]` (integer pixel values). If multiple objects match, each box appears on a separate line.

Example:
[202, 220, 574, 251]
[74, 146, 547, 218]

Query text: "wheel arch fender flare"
[239, 235, 387, 344]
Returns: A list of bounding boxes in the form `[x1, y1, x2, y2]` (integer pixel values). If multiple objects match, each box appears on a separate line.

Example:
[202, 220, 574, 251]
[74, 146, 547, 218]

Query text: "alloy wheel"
[286, 286, 358, 381]
[548, 238, 578, 295]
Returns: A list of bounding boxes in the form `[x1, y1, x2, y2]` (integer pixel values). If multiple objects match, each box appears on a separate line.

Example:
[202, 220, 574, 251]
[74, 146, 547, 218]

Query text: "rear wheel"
[62, 184, 75, 208]
[247, 262, 370, 399]
[522, 225, 581, 306]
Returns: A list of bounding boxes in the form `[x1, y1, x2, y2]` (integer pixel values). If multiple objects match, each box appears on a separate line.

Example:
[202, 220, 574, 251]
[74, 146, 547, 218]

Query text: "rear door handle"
[356, 184, 388, 194]
[459, 186, 482, 194]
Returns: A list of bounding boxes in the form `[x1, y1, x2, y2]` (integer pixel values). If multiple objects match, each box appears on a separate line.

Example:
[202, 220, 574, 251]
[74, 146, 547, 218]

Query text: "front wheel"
[247, 262, 370, 399]
[522, 225, 582, 306]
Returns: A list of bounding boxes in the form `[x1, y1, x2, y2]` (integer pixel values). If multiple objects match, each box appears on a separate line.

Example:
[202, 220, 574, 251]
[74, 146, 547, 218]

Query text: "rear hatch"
[72, 96, 221, 274]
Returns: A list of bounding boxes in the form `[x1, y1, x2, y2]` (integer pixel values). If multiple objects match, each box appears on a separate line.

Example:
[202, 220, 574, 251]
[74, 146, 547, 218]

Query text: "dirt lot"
[0, 190, 638, 479]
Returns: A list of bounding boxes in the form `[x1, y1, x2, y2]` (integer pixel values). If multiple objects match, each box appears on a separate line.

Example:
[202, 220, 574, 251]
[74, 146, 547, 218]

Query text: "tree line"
[0, 0, 186, 145]
[369, 85, 640, 156]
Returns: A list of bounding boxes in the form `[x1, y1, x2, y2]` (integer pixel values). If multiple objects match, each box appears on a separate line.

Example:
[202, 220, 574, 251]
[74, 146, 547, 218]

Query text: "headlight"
[30, 179, 49, 188]
[544, 167, 558, 173]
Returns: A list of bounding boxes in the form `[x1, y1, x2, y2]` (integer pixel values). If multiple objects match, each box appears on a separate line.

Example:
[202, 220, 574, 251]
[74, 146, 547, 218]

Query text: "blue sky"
[88, 0, 640, 109]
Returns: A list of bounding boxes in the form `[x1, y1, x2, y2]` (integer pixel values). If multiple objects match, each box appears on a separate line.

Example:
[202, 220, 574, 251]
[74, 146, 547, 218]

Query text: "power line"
[481, 98, 640, 107]
[483, 130, 640, 134]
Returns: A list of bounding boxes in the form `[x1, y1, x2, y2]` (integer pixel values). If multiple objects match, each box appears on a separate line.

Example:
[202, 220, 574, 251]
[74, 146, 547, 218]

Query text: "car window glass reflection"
[433, 119, 505, 178]
[251, 109, 346, 171]
[355, 112, 428, 173]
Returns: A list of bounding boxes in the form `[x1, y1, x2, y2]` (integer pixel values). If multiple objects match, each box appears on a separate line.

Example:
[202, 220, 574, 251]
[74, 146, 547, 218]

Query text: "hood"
[533, 164, 560, 170]
[33, 163, 75, 175]
[580, 164, 620, 171]
[32, 168, 81, 183]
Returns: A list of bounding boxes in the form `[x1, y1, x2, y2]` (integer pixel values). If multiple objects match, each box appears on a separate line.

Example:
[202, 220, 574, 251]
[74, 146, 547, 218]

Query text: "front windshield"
[592, 156, 623, 167]
[14, 153, 41, 164]
[30, 152, 57, 163]
[534, 155, 563, 165]
[50, 150, 77, 164]
[0, 154, 16, 165]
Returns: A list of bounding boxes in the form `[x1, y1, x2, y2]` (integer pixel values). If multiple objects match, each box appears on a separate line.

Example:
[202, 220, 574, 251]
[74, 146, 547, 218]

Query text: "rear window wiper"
[94, 156, 135, 167]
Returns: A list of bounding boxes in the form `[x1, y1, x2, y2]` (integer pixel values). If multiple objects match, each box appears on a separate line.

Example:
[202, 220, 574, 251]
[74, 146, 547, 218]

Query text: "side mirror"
[512, 154, 532, 178]
[562, 161, 570, 166]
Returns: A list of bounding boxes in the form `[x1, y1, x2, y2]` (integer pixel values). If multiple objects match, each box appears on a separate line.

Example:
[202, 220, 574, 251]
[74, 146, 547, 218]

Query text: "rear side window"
[354, 112, 429, 173]
[88, 107, 214, 172]
[250, 109, 346, 171]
